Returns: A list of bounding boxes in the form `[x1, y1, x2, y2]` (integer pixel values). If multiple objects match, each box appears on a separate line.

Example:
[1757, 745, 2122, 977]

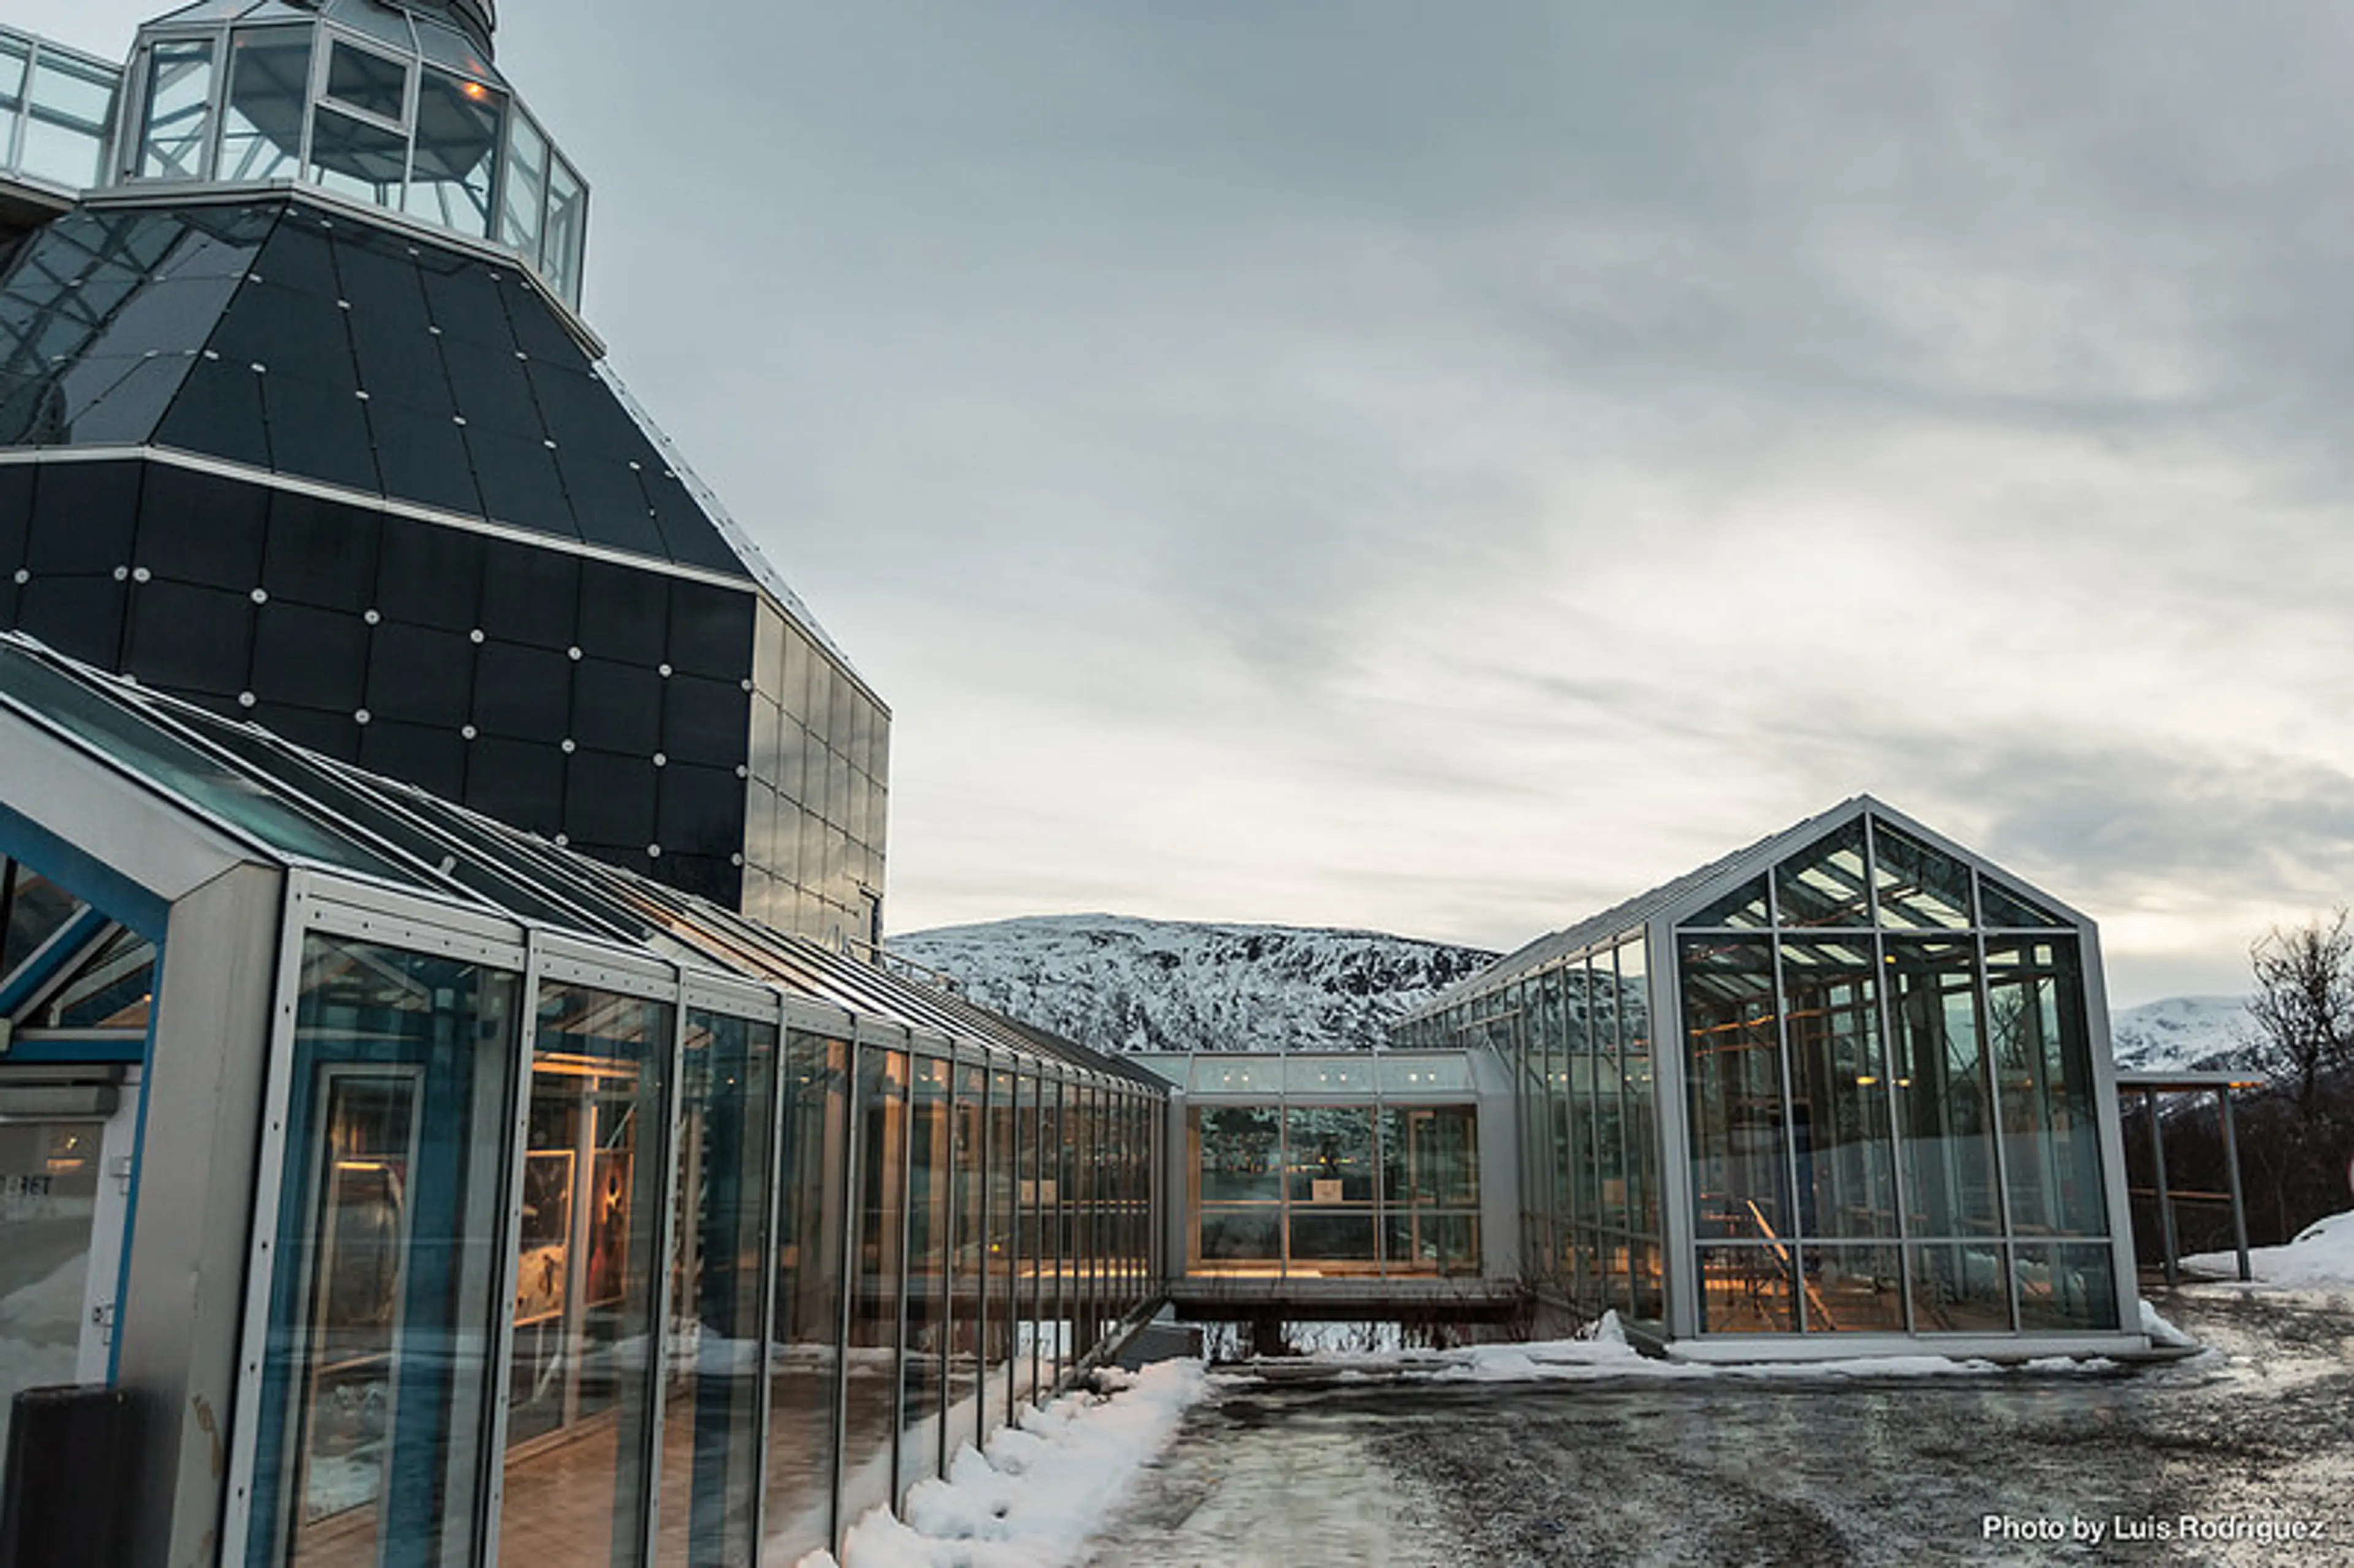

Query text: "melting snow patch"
[798, 1360, 1211, 1568]
[2182, 1209, 2354, 1288]
[2139, 1299, 2201, 1349]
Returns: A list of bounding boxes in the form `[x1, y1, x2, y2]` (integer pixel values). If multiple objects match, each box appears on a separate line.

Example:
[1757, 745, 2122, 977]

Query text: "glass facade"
[0, 633, 1165, 1565]
[1401, 802, 2135, 1344]
[1176, 1055, 1482, 1280]
[0, 26, 120, 195]
[112, 6, 587, 306]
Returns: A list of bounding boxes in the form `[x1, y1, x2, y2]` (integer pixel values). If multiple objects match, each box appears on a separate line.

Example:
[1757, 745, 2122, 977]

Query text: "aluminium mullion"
[825, 1037, 863, 1558]
[639, 965, 691, 1568]
[890, 1044, 916, 1508]
[974, 1056, 992, 1457]
[1860, 815, 1919, 1336]
[1766, 875, 1808, 1334]
[479, 926, 547, 1567]
[1971, 880, 2024, 1333]
[216, 872, 319, 1568]
[748, 994, 789, 1564]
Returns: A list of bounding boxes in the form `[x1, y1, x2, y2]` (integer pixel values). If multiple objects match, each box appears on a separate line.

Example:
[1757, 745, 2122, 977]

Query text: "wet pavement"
[1080, 1285, 2354, 1566]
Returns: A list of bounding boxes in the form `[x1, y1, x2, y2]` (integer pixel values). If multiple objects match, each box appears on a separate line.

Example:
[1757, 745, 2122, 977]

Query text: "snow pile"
[2107, 995, 2260, 1075]
[889, 915, 1496, 1054]
[1423, 1313, 2114, 1383]
[2138, 1300, 2200, 1349]
[798, 1360, 1211, 1568]
[2182, 1210, 2354, 1288]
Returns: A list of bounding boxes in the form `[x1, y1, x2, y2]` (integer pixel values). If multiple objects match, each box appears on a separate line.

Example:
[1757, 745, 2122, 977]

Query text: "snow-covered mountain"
[2107, 995, 2260, 1075]
[887, 915, 1498, 1054]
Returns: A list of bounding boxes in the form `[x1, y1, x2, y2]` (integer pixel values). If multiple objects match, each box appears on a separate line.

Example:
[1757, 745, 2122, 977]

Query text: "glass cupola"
[109, 0, 586, 306]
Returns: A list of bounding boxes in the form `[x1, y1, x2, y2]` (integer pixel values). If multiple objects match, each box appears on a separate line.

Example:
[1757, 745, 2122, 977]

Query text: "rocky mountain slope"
[888, 915, 1497, 1054]
[2107, 994, 2259, 1075]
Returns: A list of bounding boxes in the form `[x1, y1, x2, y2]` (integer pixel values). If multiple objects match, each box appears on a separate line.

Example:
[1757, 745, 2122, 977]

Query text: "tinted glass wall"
[1676, 817, 2119, 1336]
[243, 927, 1167, 1567]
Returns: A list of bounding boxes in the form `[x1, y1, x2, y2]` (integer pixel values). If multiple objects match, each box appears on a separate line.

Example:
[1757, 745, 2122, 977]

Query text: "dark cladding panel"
[28, 462, 140, 574]
[262, 372, 383, 495]
[0, 466, 30, 569]
[479, 536, 578, 649]
[569, 655, 660, 755]
[156, 357, 273, 470]
[471, 639, 570, 741]
[251, 599, 370, 712]
[464, 425, 574, 536]
[576, 557, 665, 664]
[15, 576, 124, 668]
[440, 335, 538, 436]
[262, 488, 379, 611]
[248, 213, 343, 302]
[656, 762, 744, 860]
[359, 716, 468, 801]
[666, 579, 755, 680]
[364, 396, 484, 518]
[365, 621, 473, 727]
[135, 464, 270, 592]
[660, 673, 748, 770]
[249, 699, 362, 763]
[563, 747, 656, 848]
[72, 355, 196, 447]
[123, 580, 256, 698]
[557, 451, 669, 558]
[210, 286, 355, 390]
[417, 254, 515, 350]
[373, 516, 484, 630]
[661, 852, 739, 908]
[464, 734, 565, 837]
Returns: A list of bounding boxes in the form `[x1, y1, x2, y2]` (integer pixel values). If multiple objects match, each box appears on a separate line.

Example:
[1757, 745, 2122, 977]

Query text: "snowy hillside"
[887, 915, 1498, 1054]
[2107, 995, 2258, 1075]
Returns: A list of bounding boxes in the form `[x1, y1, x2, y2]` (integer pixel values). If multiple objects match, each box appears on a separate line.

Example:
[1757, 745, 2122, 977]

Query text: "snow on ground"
[798, 1360, 1214, 1568]
[1419, 1312, 2125, 1382]
[2183, 1209, 2354, 1288]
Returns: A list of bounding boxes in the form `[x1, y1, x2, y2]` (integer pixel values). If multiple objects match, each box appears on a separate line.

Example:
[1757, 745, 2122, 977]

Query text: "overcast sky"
[28, 2, 2354, 1004]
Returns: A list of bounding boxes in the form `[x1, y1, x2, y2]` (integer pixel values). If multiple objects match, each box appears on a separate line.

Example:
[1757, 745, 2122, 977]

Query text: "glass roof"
[0, 631, 1160, 1087]
[115, 1, 584, 306]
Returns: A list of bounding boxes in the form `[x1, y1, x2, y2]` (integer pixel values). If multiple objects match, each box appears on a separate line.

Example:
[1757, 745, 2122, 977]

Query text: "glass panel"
[541, 154, 586, 305]
[405, 69, 501, 240]
[1870, 821, 1973, 931]
[248, 935, 516, 1567]
[1909, 1242, 2011, 1333]
[900, 1056, 950, 1494]
[1800, 1244, 1906, 1333]
[1193, 1105, 1279, 1203]
[946, 1062, 986, 1465]
[1189, 1058, 1278, 1096]
[1683, 873, 1770, 929]
[1373, 1054, 1469, 1094]
[837, 1048, 905, 1531]
[1780, 941, 1897, 1238]
[2015, 1243, 2120, 1332]
[1618, 938, 1656, 1241]
[653, 1011, 775, 1568]
[1282, 1056, 1374, 1095]
[1886, 939, 2002, 1238]
[1987, 938, 2109, 1238]
[1284, 1105, 1374, 1204]
[498, 984, 671, 1566]
[308, 104, 406, 206]
[40, 926, 155, 1030]
[1774, 817, 1872, 928]
[1, 862, 88, 982]
[764, 1035, 845, 1563]
[1697, 1244, 1796, 1333]
[324, 40, 407, 123]
[1287, 1211, 1376, 1267]
[1979, 875, 2065, 930]
[1381, 1211, 1480, 1277]
[1195, 1208, 1279, 1269]
[18, 52, 116, 189]
[1680, 938, 1790, 1241]
[138, 39, 215, 180]
[498, 110, 548, 259]
[0, 37, 26, 112]
[1381, 1105, 1479, 1208]
[985, 1068, 1016, 1439]
[219, 27, 313, 183]
[0, 1117, 102, 1460]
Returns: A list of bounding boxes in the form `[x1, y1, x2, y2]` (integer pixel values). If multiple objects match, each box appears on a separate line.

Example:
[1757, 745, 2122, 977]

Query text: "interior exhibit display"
[0, 1, 888, 950]
[0, 631, 1165, 1565]
[1396, 796, 2147, 1354]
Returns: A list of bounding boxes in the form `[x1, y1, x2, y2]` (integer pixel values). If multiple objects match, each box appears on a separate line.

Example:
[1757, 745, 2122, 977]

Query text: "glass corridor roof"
[0, 630, 1159, 1086]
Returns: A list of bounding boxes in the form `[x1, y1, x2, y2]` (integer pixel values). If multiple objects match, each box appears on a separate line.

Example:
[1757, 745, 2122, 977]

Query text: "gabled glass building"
[0, 1, 888, 948]
[1395, 797, 2146, 1357]
[0, 631, 1165, 1566]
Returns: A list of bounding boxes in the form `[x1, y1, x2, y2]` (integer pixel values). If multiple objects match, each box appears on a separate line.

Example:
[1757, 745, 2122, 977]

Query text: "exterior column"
[2216, 1086, 2252, 1284]
[2144, 1087, 2178, 1288]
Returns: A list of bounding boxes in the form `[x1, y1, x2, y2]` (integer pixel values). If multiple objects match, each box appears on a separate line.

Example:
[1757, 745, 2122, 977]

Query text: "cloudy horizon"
[23, 1, 2354, 1006]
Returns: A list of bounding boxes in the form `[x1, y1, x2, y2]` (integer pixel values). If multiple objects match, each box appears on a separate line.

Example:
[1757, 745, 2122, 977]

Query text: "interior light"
[463, 80, 489, 101]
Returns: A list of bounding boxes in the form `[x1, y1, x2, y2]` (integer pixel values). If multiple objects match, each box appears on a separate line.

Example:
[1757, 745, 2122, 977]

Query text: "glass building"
[1396, 797, 2146, 1355]
[0, 631, 1165, 1566]
[1135, 1052, 1509, 1291]
[0, 1, 889, 949]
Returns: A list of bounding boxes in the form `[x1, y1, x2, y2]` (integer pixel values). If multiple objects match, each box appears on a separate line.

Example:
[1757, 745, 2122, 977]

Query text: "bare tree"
[2245, 908, 2354, 1119]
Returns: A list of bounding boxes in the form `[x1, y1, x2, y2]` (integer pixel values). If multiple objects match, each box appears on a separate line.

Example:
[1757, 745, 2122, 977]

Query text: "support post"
[2144, 1087, 2179, 1287]
[2216, 1086, 2252, 1284]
